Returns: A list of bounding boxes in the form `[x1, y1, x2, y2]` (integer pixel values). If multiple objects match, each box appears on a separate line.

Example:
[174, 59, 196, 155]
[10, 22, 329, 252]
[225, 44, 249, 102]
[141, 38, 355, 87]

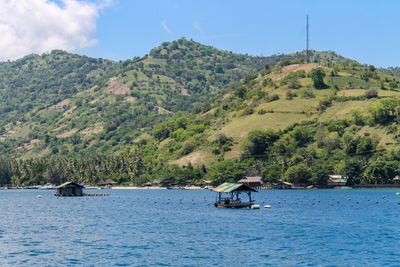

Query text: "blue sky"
[2, 0, 400, 67]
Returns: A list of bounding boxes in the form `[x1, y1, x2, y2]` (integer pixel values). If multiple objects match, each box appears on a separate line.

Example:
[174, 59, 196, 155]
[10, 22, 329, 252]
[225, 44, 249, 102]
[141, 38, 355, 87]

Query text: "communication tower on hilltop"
[306, 15, 310, 63]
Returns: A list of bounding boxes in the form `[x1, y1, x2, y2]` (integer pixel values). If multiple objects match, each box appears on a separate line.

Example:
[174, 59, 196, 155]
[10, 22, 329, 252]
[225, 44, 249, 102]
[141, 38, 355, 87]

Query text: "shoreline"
[111, 186, 203, 190]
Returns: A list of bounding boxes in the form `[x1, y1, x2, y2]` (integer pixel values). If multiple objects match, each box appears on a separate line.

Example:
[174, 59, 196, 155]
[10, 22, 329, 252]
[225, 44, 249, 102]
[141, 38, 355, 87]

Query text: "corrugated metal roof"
[212, 183, 257, 193]
[56, 181, 85, 189]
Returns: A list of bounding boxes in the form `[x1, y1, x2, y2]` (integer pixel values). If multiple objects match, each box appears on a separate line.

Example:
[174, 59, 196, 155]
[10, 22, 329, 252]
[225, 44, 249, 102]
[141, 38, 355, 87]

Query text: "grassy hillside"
[2, 41, 400, 186]
[1, 38, 303, 157]
[130, 57, 400, 186]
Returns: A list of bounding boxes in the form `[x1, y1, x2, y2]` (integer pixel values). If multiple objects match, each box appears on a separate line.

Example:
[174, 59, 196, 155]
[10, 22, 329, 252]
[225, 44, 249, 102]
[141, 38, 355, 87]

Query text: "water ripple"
[1, 189, 400, 265]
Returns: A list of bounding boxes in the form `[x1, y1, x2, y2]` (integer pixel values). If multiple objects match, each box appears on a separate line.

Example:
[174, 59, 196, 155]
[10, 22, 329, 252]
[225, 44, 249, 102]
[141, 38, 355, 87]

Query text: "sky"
[1, 0, 400, 67]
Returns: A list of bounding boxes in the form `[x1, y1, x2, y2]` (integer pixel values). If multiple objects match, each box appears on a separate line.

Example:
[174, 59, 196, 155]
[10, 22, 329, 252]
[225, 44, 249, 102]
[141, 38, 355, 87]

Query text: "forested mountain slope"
[2, 39, 400, 186]
[0, 38, 297, 157]
[134, 58, 400, 186]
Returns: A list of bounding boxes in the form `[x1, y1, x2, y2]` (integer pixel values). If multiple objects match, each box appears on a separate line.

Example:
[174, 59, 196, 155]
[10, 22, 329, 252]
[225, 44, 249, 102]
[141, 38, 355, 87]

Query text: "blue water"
[1, 189, 400, 266]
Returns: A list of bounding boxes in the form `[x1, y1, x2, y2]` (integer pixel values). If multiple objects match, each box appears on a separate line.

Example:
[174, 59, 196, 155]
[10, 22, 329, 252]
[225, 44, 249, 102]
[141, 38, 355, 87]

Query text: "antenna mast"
[306, 15, 309, 63]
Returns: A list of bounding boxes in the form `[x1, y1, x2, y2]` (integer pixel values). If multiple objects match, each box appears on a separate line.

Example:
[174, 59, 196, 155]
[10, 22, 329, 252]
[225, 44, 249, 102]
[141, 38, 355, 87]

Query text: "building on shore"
[274, 181, 293, 189]
[238, 176, 263, 189]
[56, 182, 85, 197]
[97, 179, 117, 187]
[328, 175, 347, 187]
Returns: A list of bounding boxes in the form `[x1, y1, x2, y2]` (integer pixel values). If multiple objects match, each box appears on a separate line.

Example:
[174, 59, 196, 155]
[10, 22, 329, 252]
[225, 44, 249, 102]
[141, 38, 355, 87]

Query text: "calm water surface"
[1, 189, 400, 266]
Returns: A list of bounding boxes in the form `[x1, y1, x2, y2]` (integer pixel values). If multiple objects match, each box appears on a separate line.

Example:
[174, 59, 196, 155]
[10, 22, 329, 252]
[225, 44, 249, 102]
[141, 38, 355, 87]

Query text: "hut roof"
[212, 183, 257, 193]
[56, 181, 85, 189]
[97, 179, 117, 186]
[238, 176, 262, 183]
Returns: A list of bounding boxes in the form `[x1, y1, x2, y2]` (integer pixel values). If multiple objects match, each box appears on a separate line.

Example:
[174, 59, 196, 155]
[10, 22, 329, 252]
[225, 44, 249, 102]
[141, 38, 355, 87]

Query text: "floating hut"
[56, 182, 85, 197]
[212, 183, 257, 208]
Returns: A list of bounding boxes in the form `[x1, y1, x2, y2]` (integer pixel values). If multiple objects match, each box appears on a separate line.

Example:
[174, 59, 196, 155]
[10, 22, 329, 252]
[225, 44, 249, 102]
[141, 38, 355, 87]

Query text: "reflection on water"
[0, 189, 400, 266]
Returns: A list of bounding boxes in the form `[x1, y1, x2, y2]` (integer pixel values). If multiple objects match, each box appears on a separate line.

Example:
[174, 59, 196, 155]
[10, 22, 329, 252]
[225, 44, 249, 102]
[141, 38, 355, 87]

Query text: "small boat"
[40, 184, 56, 190]
[23, 186, 40, 189]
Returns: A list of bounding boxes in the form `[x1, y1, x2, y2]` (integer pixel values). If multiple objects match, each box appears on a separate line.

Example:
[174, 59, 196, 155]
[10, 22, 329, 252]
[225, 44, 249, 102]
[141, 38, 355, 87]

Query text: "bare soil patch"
[24, 139, 40, 150]
[175, 151, 206, 166]
[81, 124, 104, 136]
[108, 77, 130, 95]
[157, 106, 172, 115]
[90, 98, 100, 104]
[56, 128, 78, 138]
[38, 147, 51, 157]
[87, 139, 97, 148]
[126, 96, 136, 103]
[273, 63, 319, 81]
[49, 99, 70, 109]
[50, 126, 63, 133]
[180, 88, 190, 96]
[63, 105, 77, 116]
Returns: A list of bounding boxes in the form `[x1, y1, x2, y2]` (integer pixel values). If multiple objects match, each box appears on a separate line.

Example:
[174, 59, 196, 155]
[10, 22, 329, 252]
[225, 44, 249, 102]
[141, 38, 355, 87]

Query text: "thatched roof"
[97, 179, 117, 186]
[238, 176, 262, 183]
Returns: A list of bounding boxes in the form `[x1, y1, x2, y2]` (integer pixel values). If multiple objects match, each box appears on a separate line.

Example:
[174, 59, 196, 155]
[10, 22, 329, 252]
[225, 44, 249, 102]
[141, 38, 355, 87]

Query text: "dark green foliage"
[206, 159, 251, 186]
[364, 160, 399, 184]
[310, 68, 326, 89]
[242, 129, 279, 157]
[285, 164, 312, 184]
[234, 86, 248, 98]
[310, 164, 333, 186]
[181, 141, 195, 155]
[369, 99, 400, 124]
[342, 159, 363, 185]
[6, 150, 142, 186]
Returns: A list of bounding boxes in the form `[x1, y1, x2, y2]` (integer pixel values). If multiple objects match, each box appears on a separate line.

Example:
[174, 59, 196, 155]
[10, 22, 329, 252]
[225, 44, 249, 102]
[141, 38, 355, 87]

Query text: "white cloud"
[0, 0, 112, 60]
[193, 20, 203, 33]
[161, 20, 171, 33]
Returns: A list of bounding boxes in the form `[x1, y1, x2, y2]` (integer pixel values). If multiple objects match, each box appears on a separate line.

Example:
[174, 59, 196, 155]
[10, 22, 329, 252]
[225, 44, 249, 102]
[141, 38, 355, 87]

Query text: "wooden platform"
[84, 193, 109, 197]
[214, 202, 252, 208]
[55, 193, 109, 197]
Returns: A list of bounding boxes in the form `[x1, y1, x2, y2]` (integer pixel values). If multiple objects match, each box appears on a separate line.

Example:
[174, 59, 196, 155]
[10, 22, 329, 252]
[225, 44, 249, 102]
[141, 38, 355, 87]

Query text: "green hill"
[133, 58, 400, 186]
[0, 38, 295, 158]
[2, 39, 400, 187]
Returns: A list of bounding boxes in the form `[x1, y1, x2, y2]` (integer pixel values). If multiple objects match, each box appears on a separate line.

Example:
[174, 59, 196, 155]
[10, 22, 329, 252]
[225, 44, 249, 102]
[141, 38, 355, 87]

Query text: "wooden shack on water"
[56, 182, 85, 197]
[212, 183, 257, 208]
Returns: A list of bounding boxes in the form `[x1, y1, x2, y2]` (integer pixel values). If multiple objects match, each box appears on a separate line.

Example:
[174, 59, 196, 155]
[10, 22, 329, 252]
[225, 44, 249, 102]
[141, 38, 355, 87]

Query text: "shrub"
[365, 89, 378, 98]
[266, 94, 279, 102]
[181, 141, 195, 155]
[310, 68, 326, 89]
[300, 88, 315, 98]
[258, 109, 267, 115]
